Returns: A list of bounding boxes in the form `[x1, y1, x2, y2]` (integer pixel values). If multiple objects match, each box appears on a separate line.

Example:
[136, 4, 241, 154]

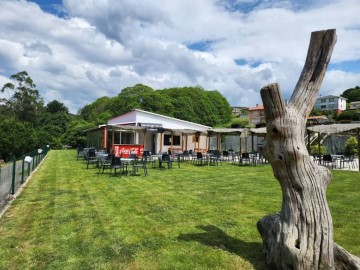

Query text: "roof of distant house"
[248, 104, 264, 111]
[317, 95, 346, 100]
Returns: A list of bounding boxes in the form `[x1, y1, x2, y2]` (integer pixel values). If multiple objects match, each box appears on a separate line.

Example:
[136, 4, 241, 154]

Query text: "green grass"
[0, 150, 358, 270]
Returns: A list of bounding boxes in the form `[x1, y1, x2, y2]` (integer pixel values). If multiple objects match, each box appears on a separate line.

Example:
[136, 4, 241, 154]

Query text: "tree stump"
[257, 29, 360, 269]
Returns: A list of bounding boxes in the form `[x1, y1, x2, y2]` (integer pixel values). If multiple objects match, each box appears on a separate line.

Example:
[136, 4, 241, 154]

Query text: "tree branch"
[289, 29, 337, 118]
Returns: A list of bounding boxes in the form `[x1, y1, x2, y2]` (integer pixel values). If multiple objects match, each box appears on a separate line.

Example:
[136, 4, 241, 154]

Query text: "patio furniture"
[194, 152, 205, 166]
[322, 154, 336, 169]
[160, 154, 172, 169]
[222, 150, 230, 161]
[209, 151, 222, 166]
[340, 156, 357, 170]
[98, 154, 112, 174]
[110, 156, 127, 176]
[86, 148, 98, 169]
[182, 150, 190, 161]
[240, 153, 252, 166]
[131, 155, 148, 176]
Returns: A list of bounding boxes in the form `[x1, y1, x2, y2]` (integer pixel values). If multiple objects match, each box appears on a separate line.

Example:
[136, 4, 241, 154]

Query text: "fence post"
[11, 157, 16, 195]
[32, 150, 35, 171]
[21, 156, 25, 184]
[27, 161, 31, 176]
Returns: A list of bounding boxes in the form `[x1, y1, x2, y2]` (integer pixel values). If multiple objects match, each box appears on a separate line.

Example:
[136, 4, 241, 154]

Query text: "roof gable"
[108, 109, 211, 131]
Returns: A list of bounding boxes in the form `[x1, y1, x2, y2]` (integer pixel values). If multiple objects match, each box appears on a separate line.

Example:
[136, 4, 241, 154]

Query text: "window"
[321, 105, 326, 109]
[321, 99, 326, 103]
[329, 98, 334, 102]
[121, 132, 134, 144]
[164, 134, 181, 146]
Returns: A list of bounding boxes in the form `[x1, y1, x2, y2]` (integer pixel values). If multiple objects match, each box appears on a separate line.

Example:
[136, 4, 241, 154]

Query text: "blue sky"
[1, 0, 359, 113]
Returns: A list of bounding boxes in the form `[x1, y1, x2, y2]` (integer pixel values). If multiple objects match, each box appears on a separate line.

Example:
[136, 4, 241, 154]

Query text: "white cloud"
[0, 0, 359, 114]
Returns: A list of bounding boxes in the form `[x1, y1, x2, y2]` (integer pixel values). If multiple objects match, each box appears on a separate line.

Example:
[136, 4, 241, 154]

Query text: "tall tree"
[0, 119, 37, 161]
[1, 71, 44, 123]
[257, 29, 360, 269]
[341, 86, 360, 103]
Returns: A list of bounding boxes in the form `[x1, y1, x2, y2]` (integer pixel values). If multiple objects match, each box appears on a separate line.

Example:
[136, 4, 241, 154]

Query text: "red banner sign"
[113, 144, 144, 158]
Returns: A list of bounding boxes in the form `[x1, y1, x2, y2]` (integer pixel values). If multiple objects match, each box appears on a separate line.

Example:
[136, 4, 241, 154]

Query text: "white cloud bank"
[0, 0, 359, 113]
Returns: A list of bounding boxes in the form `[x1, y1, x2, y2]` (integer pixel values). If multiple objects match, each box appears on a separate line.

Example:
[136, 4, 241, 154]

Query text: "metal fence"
[0, 147, 49, 211]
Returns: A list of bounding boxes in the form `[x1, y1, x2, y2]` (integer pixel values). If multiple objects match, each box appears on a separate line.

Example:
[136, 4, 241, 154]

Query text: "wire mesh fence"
[0, 146, 50, 212]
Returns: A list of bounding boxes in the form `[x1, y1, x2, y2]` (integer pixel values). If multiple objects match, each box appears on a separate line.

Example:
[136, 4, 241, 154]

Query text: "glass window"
[321, 99, 326, 103]
[121, 132, 134, 144]
[164, 134, 181, 146]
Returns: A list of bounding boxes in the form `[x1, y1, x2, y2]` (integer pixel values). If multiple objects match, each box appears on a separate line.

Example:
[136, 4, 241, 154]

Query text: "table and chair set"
[312, 154, 358, 170]
[78, 148, 186, 177]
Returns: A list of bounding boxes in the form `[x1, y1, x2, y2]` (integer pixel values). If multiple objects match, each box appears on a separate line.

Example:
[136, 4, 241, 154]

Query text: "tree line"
[0, 72, 232, 161]
[1, 71, 358, 162]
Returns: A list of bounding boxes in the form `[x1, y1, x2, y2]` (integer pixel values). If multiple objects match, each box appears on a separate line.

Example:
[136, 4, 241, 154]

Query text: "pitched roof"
[248, 105, 264, 111]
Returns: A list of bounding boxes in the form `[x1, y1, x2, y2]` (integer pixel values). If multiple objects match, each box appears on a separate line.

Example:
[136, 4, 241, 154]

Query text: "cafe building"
[86, 109, 211, 157]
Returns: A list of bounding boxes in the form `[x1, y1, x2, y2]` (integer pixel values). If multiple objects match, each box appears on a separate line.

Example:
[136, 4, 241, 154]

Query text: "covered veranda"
[307, 123, 360, 171]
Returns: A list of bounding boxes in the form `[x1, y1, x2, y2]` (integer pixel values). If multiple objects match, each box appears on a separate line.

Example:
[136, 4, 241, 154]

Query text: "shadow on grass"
[178, 225, 263, 269]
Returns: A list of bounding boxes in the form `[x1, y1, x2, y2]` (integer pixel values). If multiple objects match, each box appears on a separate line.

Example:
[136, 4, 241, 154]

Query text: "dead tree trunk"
[257, 29, 360, 269]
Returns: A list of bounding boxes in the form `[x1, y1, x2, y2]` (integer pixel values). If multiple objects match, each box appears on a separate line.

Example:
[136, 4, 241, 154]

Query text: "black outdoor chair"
[182, 150, 190, 161]
[222, 150, 230, 161]
[110, 156, 127, 177]
[322, 154, 336, 169]
[86, 148, 98, 169]
[131, 155, 148, 176]
[210, 150, 222, 166]
[98, 154, 113, 174]
[240, 152, 251, 166]
[340, 156, 357, 169]
[195, 152, 205, 166]
[160, 154, 172, 169]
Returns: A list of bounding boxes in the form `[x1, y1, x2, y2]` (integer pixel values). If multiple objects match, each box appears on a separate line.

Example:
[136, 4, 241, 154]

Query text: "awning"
[250, 127, 267, 135]
[307, 123, 360, 134]
[207, 128, 244, 134]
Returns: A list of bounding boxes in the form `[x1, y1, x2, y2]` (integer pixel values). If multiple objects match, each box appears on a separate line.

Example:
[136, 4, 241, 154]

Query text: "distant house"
[248, 104, 265, 126]
[349, 101, 360, 110]
[231, 106, 248, 117]
[313, 95, 346, 113]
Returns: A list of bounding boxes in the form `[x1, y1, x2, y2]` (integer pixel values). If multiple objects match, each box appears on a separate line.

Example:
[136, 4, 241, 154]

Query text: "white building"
[87, 109, 211, 157]
[349, 101, 360, 110]
[313, 95, 347, 113]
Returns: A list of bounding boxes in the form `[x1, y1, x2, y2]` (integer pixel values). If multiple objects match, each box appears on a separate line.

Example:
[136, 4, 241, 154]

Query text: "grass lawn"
[0, 150, 359, 270]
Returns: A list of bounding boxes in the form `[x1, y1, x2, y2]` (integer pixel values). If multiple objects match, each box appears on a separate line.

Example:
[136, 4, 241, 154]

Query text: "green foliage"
[0, 119, 37, 161]
[61, 119, 95, 148]
[344, 136, 358, 156]
[162, 86, 232, 126]
[0, 72, 73, 157]
[335, 110, 360, 121]
[79, 84, 232, 127]
[310, 145, 327, 155]
[1, 71, 44, 123]
[341, 86, 360, 103]
[78, 96, 113, 125]
[45, 100, 69, 114]
[230, 117, 249, 128]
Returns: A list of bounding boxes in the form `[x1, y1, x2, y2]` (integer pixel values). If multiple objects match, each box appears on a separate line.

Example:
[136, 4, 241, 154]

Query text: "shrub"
[344, 136, 358, 157]
[310, 145, 327, 155]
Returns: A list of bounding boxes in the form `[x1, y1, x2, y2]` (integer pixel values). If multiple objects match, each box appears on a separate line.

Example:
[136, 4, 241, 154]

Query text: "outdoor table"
[119, 158, 136, 175]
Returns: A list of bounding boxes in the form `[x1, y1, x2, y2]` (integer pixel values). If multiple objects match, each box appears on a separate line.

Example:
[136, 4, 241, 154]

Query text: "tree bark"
[257, 29, 360, 269]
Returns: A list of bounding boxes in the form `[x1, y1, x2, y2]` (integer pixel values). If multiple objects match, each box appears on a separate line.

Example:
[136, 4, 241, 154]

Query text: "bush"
[310, 145, 327, 155]
[344, 136, 358, 157]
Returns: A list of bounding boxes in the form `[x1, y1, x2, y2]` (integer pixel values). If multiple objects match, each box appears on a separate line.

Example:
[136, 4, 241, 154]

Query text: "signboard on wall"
[139, 123, 164, 133]
[113, 144, 144, 158]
